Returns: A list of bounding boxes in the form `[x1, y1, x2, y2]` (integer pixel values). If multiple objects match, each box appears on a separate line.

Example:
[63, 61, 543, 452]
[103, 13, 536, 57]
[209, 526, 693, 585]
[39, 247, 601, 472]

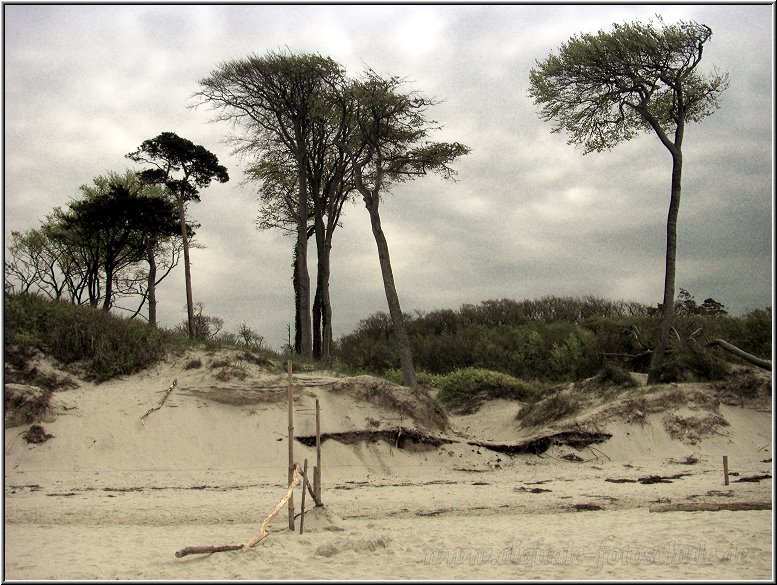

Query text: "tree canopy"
[528, 18, 729, 154]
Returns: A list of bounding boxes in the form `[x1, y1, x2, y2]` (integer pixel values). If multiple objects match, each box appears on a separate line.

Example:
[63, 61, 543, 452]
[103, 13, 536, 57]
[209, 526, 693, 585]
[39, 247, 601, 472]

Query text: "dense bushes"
[383, 367, 541, 414]
[335, 295, 772, 383]
[4, 292, 178, 381]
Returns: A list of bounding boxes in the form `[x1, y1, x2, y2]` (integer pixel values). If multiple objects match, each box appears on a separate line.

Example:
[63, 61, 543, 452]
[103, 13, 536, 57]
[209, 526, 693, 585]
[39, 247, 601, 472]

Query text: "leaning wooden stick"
[244, 463, 302, 547]
[174, 464, 302, 558]
[299, 459, 309, 535]
[140, 379, 177, 424]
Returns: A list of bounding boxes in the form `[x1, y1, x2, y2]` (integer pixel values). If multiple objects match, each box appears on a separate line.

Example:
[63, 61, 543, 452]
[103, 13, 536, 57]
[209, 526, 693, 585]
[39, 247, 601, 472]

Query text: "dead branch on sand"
[140, 379, 177, 425]
[649, 501, 771, 513]
[174, 464, 302, 558]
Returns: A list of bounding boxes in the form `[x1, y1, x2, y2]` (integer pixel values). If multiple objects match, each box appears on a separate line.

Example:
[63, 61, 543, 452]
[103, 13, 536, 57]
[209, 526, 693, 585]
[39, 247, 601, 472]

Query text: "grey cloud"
[3, 5, 772, 350]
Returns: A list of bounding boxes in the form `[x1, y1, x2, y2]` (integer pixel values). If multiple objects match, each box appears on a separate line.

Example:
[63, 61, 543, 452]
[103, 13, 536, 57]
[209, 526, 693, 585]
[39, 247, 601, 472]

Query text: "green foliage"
[595, 362, 639, 388]
[4, 292, 174, 382]
[432, 368, 541, 414]
[659, 340, 731, 383]
[528, 18, 729, 153]
[336, 295, 771, 384]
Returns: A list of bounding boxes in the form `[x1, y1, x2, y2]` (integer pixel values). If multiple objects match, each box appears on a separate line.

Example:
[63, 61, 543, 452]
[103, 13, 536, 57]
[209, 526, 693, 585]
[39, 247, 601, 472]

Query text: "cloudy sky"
[3, 4, 773, 350]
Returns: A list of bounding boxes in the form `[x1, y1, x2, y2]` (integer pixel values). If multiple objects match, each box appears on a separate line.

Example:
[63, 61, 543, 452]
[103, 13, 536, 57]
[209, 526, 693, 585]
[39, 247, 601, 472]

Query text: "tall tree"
[245, 112, 355, 362]
[528, 18, 729, 383]
[127, 132, 229, 339]
[337, 70, 470, 387]
[126, 182, 183, 326]
[195, 51, 344, 359]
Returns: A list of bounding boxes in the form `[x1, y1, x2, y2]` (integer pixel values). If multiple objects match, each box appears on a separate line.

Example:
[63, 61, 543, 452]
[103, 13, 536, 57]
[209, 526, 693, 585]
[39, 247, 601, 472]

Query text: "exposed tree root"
[297, 427, 611, 456]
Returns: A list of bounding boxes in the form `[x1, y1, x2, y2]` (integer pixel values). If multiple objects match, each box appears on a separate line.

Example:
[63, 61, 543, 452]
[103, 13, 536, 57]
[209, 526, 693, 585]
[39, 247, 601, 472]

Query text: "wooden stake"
[723, 455, 729, 486]
[288, 361, 295, 530]
[300, 459, 309, 535]
[315, 397, 322, 505]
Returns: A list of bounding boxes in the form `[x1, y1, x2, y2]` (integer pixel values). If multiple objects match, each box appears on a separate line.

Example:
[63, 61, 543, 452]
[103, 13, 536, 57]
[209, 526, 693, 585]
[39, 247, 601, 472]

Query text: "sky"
[3, 3, 774, 351]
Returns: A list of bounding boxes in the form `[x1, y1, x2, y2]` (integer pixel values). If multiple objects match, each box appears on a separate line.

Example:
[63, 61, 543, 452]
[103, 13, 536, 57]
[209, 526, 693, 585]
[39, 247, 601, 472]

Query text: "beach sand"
[4, 348, 773, 580]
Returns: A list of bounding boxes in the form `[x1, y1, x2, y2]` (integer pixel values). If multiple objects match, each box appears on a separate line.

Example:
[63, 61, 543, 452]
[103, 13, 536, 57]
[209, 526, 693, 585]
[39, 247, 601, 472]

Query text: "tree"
[127, 132, 229, 339]
[5, 228, 62, 297]
[124, 181, 183, 326]
[173, 302, 224, 342]
[245, 106, 355, 363]
[48, 174, 152, 310]
[195, 51, 344, 359]
[337, 70, 470, 387]
[528, 18, 729, 384]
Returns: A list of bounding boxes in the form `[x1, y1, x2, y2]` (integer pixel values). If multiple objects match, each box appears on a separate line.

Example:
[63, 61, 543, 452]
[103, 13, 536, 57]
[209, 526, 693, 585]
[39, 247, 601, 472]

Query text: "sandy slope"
[3, 349, 774, 580]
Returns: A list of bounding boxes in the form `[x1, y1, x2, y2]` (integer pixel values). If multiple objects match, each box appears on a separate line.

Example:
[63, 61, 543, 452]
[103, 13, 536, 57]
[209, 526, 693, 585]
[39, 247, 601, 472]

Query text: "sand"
[3, 348, 774, 580]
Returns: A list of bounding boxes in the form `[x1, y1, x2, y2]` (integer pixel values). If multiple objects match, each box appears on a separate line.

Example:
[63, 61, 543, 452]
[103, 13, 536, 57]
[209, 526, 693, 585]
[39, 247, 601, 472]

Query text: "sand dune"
[3, 348, 773, 580]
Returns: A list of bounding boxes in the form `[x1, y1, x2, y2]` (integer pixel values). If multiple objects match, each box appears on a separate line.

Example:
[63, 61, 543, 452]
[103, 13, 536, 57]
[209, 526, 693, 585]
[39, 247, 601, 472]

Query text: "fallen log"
[175, 464, 302, 558]
[706, 339, 772, 371]
[649, 501, 771, 513]
[175, 544, 244, 557]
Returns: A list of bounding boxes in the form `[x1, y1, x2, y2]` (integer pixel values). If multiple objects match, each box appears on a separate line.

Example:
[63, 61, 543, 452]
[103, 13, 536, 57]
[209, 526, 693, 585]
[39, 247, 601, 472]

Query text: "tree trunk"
[364, 193, 417, 388]
[648, 149, 682, 384]
[313, 284, 322, 360]
[292, 248, 302, 354]
[178, 199, 196, 339]
[296, 162, 313, 358]
[146, 236, 158, 327]
[706, 339, 772, 370]
[313, 213, 333, 364]
[101, 259, 114, 311]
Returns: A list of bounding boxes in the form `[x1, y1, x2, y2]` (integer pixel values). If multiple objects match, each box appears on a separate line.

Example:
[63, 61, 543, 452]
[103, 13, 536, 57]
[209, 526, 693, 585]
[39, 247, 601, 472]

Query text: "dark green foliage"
[4, 292, 174, 382]
[595, 362, 639, 388]
[432, 368, 541, 414]
[336, 295, 771, 384]
[659, 340, 731, 383]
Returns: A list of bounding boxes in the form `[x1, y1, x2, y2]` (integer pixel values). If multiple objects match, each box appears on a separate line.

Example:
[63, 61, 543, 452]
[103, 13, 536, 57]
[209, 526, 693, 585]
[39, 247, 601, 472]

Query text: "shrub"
[660, 341, 731, 383]
[4, 292, 173, 382]
[434, 368, 540, 414]
[184, 358, 203, 370]
[516, 391, 580, 428]
[595, 362, 639, 388]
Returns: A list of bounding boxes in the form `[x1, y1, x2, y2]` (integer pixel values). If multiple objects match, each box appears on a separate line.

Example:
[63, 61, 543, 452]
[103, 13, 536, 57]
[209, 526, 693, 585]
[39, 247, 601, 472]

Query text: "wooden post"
[315, 398, 322, 505]
[723, 455, 729, 486]
[300, 459, 309, 535]
[287, 361, 295, 530]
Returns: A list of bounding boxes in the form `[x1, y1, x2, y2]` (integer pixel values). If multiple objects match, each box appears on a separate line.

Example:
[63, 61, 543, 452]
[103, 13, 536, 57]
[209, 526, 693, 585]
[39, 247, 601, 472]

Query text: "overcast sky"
[3, 4, 774, 350]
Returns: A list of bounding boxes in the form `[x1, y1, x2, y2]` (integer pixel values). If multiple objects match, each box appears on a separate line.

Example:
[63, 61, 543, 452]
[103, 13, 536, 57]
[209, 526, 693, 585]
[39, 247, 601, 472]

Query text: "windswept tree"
[528, 18, 729, 383]
[195, 51, 344, 359]
[49, 173, 151, 310]
[5, 228, 67, 298]
[127, 132, 229, 339]
[337, 70, 470, 387]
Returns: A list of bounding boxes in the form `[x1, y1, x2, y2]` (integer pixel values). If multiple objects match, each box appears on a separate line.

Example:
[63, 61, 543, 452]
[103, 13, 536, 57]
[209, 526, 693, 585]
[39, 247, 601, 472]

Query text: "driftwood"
[140, 379, 177, 424]
[706, 339, 772, 371]
[174, 464, 302, 558]
[649, 501, 771, 513]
